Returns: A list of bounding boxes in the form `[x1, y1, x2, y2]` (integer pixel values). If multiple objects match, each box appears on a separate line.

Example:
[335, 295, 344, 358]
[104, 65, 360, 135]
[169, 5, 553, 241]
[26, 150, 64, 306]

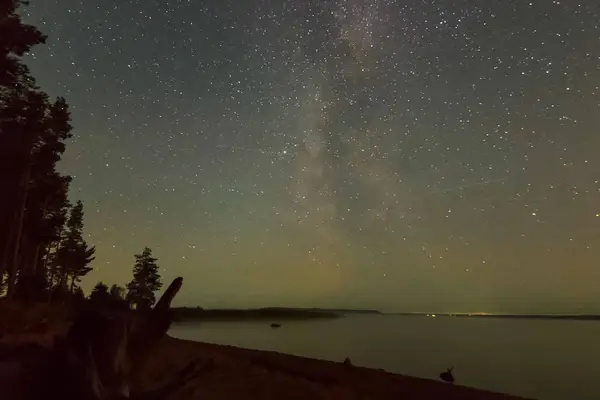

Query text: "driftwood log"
[1, 277, 202, 399]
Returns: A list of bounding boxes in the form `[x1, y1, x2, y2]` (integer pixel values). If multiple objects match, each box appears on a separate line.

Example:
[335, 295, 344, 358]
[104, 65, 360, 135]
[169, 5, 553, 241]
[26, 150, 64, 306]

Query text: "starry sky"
[21, 0, 600, 313]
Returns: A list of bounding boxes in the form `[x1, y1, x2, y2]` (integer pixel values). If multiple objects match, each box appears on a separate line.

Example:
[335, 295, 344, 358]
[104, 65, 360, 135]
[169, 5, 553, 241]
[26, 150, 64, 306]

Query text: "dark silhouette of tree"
[108, 284, 129, 310]
[0, 0, 46, 88]
[53, 201, 95, 296]
[11, 98, 74, 300]
[109, 284, 125, 300]
[89, 281, 110, 305]
[1, 0, 46, 287]
[71, 285, 86, 308]
[1, 0, 81, 301]
[88, 282, 129, 310]
[126, 247, 162, 311]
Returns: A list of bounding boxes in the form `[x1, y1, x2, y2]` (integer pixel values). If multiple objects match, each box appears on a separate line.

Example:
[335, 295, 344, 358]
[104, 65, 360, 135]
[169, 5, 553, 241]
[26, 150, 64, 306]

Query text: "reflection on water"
[169, 314, 600, 400]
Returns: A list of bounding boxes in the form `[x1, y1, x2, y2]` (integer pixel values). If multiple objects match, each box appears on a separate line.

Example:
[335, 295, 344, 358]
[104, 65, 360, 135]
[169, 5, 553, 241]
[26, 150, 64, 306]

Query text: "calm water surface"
[169, 315, 600, 400]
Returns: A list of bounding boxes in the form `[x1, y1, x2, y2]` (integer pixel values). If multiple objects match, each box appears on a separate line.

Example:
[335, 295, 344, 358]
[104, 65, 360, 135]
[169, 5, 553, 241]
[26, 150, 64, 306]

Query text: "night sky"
[21, 0, 600, 313]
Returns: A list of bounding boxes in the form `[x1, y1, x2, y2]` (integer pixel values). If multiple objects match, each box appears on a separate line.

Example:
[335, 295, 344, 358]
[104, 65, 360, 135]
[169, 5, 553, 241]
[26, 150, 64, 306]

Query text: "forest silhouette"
[0, 0, 162, 309]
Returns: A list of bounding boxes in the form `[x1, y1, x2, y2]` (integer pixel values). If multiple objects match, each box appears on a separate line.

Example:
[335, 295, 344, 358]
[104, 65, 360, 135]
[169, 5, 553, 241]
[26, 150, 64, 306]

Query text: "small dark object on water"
[343, 357, 352, 367]
[440, 367, 454, 383]
[270, 323, 281, 328]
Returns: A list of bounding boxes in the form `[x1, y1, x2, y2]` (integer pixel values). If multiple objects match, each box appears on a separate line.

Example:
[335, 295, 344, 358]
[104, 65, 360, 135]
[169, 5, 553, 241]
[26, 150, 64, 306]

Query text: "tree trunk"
[30, 196, 49, 278]
[49, 272, 68, 304]
[44, 241, 57, 283]
[16, 278, 186, 400]
[0, 171, 22, 287]
[30, 243, 42, 279]
[45, 243, 61, 303]
[7, 164, 31, 298]
[0, 212, 17, 289]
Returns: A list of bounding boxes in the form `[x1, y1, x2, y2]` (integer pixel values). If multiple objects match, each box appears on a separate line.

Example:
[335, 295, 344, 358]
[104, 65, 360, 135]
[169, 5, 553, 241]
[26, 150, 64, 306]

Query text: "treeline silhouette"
[1, 0, 89, 301]
[0, 1, 161, 310]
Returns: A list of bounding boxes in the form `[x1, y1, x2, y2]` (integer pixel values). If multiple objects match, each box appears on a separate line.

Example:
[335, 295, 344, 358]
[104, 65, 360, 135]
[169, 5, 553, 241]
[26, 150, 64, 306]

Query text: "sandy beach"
[0, 302, 530, 399]
[134, 336, 529, 400]
[1, 330, 530, 399]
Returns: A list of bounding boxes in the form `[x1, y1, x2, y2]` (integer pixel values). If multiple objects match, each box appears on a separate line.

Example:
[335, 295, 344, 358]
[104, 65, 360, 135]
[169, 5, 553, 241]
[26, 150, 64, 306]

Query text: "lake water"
[169, 314, 600, 400]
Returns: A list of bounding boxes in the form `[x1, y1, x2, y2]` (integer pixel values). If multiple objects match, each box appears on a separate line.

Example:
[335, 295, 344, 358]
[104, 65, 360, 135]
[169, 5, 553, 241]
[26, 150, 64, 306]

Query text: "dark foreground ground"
[134, 336, 531, 400]
[0, 301, 531, 400]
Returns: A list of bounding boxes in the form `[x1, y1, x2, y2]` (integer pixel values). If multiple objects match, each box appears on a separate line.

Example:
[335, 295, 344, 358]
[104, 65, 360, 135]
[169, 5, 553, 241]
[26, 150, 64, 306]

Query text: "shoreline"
[0, 302, 531, 399]
[391, 313, 600, 321]
[0, 329, 532, 399]
[136, 335, 531, 399]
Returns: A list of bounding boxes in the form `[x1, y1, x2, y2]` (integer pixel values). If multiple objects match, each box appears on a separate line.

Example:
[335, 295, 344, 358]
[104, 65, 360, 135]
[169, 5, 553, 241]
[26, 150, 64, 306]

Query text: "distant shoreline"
[172, 307, 382, 322]
[172, 307, 600, 322]
[389, 312, 600, 321]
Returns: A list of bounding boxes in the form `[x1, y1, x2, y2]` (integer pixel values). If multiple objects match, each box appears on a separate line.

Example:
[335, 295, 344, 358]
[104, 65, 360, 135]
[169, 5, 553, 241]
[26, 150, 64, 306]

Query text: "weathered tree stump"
[1, 277, 201, 400]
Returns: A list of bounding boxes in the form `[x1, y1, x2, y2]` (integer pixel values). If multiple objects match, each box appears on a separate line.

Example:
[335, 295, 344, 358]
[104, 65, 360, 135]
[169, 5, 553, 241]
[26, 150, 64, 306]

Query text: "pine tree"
[108, 284, 128, 310]
[89, 281, 109, 305]
[54, 200, 95, 296]
[109, 284, 125, 300]
[0, 0, 46, 89]
[0, 0, 75, 300]
[71, 285, 85, 307]
[1, 89, 50, 295]
[1, 0, 47, 267]
[89, 282, 128, 310]
[12, 98, 74, 299]
[126, 247, 162, 311]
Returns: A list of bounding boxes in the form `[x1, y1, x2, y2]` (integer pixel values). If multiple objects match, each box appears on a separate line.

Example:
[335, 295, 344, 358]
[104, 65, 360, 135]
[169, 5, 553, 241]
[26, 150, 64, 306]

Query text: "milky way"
[23, 0, 600, 312]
